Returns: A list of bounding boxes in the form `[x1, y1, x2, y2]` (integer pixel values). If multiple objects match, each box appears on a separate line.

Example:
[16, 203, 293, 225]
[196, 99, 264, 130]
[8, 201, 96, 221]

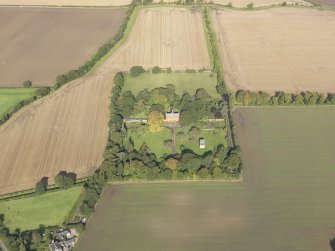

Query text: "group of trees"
[54, 0, 139, 89]
[234, 90, 335, 106]
[78, 72, 242, 217]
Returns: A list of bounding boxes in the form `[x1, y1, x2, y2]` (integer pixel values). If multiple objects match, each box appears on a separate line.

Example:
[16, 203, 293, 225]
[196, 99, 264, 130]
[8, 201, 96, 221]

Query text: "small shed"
[199, 138, 205, 149]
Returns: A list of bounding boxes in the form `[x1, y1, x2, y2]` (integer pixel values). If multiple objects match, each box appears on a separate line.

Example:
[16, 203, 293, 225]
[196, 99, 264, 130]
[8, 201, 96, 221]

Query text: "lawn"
[0, 88, 36, 117]
[0, 187, 82, 231]
[128, 126, 172, 158]
[123, 72, 219, 98]
[77, 106, 335, 251]
[176, 128, 227, 155]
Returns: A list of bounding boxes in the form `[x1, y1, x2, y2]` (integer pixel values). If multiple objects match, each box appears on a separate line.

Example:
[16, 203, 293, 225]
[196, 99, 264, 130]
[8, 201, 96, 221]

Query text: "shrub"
[281, 1, 287, 5]
[247, 2, 254, 8]
[23, 80, 32, 88]
[35, 181, 46, 195]
[167, 67, 172, 74]
[152, 66, 161, 74]
[130, 66, 145, 77]
[227, 2, 233, 7]
[36, 87, 51, 97]
[54, 173, 75, 189]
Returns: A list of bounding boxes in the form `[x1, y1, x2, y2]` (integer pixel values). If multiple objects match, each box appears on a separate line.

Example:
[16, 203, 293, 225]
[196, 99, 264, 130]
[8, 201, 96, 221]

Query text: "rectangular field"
[104, 7, 211, 71]
[77, 107, 335, 251]
[0, 88, 36, 117]
[212, 8, 335, 93]
[0, 7, 125, 87]
[0, 187, 82, 231]
[124, 72, 219, 97]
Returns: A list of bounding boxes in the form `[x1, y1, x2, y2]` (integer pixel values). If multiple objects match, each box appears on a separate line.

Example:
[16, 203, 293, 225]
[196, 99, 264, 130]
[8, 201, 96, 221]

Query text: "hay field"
[76, 107, 335, 251]
[212, 8, 335, 93]
[207, 0, 311, 7]
[0, 7, 125, 87]
[102, 8, 211, 71]
[0, 0, 131, 6]
[0, 7, 211, 195]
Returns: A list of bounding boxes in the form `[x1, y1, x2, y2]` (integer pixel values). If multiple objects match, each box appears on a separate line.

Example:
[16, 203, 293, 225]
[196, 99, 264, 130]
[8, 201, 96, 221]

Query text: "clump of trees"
[247, 2, 254, 8]
[23, 80, 32, 88]
[54, 172, 75, 189]
[130, 66, 146, 77]
[234, 90, 335, 106]
[148, 111, 164, 132]
[152, 66, 162, 74]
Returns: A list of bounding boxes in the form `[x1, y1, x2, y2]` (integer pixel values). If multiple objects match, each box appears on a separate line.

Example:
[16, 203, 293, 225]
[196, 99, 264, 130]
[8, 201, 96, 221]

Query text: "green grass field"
[76, 106, 335, 251]
[176, 128, 227, 155]
[0, 187, 82, 231]
[0, 88, 36, 117]
[128, 127, 172, 158]
[123, 72, 219, 98]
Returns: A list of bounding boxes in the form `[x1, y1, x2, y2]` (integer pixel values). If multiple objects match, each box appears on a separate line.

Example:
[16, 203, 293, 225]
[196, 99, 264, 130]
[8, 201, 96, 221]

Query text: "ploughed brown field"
[212, 8, 335, 93]
[207, 0, 310, 7]
[0, 7, 210, 195]
[0, 7, 125, 87]
[0, 0, 131, 6]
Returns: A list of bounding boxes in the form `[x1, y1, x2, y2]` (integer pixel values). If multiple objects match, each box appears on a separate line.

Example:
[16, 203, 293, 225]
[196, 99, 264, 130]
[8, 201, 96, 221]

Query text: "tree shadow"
[330, 238, 335, 251]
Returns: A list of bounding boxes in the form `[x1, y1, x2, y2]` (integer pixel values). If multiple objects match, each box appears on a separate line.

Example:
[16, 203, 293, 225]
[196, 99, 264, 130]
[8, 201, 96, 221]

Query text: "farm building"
[164, 109, 179, 123]
[199, 138, 205, 149]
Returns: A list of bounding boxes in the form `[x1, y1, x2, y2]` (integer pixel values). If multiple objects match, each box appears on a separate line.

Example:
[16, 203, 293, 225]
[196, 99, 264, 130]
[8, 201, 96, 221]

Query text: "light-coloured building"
[199, 138, 205, 149]
[164, 109, 179, 123]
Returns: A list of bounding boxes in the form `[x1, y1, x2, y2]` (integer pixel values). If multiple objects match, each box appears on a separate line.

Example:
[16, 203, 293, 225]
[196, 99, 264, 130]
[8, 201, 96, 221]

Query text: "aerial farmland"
[212, 8, 335, 93]
[0, 1, 335, 251]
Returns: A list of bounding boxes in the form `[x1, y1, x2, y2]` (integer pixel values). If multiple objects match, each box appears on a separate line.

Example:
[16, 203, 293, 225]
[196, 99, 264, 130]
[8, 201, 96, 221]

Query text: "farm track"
[0, 7, 210, 195]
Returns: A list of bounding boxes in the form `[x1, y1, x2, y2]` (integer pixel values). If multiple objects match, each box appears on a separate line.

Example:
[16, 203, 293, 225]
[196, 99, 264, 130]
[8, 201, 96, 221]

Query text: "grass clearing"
[77, 106, 335, 251]
[124, 72, 219, 97]
[128, 127, 172, 158]
[0, 187, 82, 231]
[0, 88, 36, 117]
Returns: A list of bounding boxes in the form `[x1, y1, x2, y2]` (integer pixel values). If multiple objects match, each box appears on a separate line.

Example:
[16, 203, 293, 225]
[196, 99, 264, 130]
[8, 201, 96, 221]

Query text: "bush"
[247, 2, 254, 8]
[36, 87, 51, 97]
[130, 66, 145, 77]
[152, 66, 161, 74]
[23, 80, 32, 88]
[35, 181, 46, 195]
[227, 2, 233, 7]
[54, 173, 75, 189]
[167, 67, 172, 74]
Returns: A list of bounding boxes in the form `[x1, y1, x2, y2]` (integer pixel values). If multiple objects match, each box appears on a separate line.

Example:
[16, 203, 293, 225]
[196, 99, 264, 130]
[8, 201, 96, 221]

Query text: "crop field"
[124, 72, 219, 97]
[103, 8, 211, 71]
[0, 0, 131, 6]
[0, 187, 82, 231]
[207, 0, 311, 7]
[0, 72, 114, 195]
[212, 8, 335, 93]
[76, 106, 335, 251]
[0, 88, 36, 117]
[0, 7, 125, 87]
[310, 0, 335, 5]
[0, 6, 211, 195]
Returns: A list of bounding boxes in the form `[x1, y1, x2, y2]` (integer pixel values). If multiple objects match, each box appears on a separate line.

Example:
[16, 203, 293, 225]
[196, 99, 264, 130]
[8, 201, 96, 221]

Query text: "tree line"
[234, 90, 335, 106]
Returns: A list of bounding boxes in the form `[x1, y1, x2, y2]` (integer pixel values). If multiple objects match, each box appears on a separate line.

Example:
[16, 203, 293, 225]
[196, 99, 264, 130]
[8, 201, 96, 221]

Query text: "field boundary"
[109, 178, 243, 185]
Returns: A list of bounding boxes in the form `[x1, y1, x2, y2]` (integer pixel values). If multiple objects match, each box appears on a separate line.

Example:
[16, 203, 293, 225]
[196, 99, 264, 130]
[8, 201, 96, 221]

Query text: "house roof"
[49, 241, 62, 251]
[165, 112, 179, 119]
[64, 237, 76, 247]
[58, 229, 70, 236]
[199, 138, 205, 145]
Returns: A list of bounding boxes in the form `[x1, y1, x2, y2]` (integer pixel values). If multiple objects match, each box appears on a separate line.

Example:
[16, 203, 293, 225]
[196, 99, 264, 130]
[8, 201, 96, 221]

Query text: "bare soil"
[0, 7, 125, 87]
[0, 7, 210, 195]
[212, 8, 335, 93]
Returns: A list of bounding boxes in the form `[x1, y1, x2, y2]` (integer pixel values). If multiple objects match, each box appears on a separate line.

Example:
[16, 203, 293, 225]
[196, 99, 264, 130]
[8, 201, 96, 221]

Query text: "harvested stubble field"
[0, 0, 131, 6]
[0, 7, 211, 195]
[102, 8, 211, 71]
[207, 0, 311, 7]
[0, 7, 125, 87]
[212, 8, 335, 93]
[76, 107, 335, 251]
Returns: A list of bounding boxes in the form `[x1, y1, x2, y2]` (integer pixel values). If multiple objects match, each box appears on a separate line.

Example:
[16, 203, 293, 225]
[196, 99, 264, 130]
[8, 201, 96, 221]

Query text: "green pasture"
[123, 72, 219, 98]
[0, 88, 36, 117]
[0, 187, 82, 231]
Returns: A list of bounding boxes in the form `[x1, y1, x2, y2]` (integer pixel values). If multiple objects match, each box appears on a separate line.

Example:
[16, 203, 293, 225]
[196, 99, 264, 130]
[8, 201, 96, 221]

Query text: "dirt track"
[0, 7, 125, 87]
[212, 8, 335, 93]
[0, 7, 210, 195]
